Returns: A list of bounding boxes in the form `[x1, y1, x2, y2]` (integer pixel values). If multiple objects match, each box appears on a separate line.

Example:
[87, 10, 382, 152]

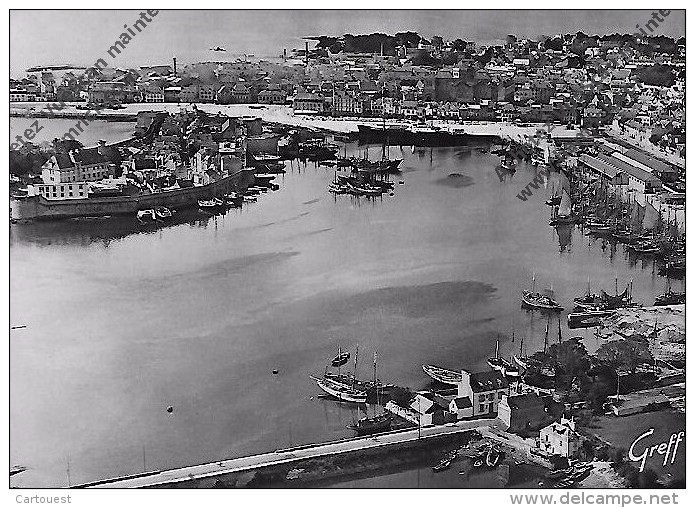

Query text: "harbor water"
[10, 132, 678, 487]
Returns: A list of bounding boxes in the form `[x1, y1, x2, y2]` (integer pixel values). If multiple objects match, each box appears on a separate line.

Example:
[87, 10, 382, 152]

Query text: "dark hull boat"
[567, 309, 615, 329]
[331, 352, 350, 367]
[357, 124, 497, 147]
[348, 413, 393, 435]
[521, 290, 563, 311]
[654, 290, 685, 306]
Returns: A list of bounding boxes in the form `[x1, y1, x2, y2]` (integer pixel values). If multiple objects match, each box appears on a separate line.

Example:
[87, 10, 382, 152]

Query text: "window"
[488, 393, 494, 401]
[479, 404, 486, 412]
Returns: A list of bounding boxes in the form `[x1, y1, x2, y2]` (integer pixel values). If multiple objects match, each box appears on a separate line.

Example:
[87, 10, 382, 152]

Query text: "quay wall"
[82, 420, 496, 488]
[10, 169, 255, 221]
[133, 430, 478, 488]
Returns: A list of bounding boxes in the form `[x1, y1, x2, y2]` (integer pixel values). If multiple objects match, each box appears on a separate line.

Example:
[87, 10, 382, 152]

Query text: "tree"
[547, 338, 590, 379]
[596, 339, 653, 374]
[431, 35, 444, 50]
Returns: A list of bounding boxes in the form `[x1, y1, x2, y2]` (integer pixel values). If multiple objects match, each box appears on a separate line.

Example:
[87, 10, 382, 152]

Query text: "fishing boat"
[311, 375, 367, 403]
[242, 196, 257, 203]
[545, 178, 561, 206]
[225, 192, 242, 205]
[485, 446, 502, 468]
[155, 206, 173, 220]
[654, 290, 685, 306]
[512, 329, 535, 370]
[487, 339, 506, 372]
[521, 290, 563, 311]
[347, 351, 393, 433]
[501, 358, 520, 378]
[254, 174, 276, 185]
[549, 188, 577, 226]
[422, 364, 462, 385]
[198, 199, 220, 209]
[136, 209, 157, 223]
[500, 157, 517, 172]
[348, 413, 393, 435]
[659, 259, 685, 278]
[432, 451, 457, 472]
[629, 240, 661, 255]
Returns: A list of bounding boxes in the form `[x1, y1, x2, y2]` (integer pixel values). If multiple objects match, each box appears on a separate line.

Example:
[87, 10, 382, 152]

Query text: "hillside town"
[10, 31, 685, 163]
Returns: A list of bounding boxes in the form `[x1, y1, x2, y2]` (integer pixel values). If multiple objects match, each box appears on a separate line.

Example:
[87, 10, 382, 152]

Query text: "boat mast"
[544, 317, 549, 354]
[520, 333, 524, 357]
[373, 351, 379, 408]
[532, 273, 536, 293]
[495, 337, 499, 359]
[353, 344, 359, 388]
[557, 319, 562, 344]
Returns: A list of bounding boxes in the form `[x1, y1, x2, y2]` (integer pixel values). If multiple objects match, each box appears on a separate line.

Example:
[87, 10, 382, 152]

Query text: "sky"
[10, 10, 685, 77]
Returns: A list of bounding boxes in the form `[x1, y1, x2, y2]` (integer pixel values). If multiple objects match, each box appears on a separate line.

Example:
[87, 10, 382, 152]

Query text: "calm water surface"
[10, 140, 675, 487]
[10, 117, 135, 146]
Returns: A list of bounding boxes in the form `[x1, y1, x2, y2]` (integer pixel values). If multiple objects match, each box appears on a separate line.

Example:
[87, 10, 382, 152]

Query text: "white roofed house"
[409, 392, 457, 426]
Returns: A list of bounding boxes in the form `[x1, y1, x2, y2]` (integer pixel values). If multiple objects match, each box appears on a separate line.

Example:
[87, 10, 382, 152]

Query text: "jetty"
[79, 419, 495, 488]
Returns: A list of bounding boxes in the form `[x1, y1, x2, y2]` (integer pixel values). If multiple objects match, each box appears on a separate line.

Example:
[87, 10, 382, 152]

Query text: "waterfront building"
[456, 370, 510, 418]
[143, 87, 165, 103]
[32, 145, 116, 201]
[409, 391, 457, 426]
[594, 152, 662, 194]
[497, 393, 562, 437]
[537, 416, 581, 458]
[292, 92, 328, 114]
[258, 88, 287, 105]
[10, 88, 37, 102]
[88, 81, 133, 104]
[41, 145, 115, 184]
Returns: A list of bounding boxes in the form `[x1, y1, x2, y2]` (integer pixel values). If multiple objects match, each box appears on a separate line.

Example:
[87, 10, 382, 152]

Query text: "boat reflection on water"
[555, 224, 573, 253]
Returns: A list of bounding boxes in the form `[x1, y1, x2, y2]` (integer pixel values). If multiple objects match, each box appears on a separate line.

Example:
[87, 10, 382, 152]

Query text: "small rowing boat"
[422, 364, 462, 385]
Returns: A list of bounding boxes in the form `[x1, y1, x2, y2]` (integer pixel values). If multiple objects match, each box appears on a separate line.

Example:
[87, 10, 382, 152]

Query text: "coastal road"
[84, 418, 496, 488]
[11, 101, 583, 138]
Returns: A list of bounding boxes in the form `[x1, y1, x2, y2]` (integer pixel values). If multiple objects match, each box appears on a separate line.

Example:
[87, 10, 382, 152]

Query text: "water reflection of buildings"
[8, 208, 230, 248]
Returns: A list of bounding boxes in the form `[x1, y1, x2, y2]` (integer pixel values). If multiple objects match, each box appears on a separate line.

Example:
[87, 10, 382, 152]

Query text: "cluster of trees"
[523, 335, 656, 412]
[635, 64, 677, 87]
[312, 31, 425, 56]
[10, 138, 83, 178]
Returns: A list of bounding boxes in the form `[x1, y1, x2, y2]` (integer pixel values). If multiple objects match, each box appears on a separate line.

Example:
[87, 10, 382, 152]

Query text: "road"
[84, 418, 495, 488]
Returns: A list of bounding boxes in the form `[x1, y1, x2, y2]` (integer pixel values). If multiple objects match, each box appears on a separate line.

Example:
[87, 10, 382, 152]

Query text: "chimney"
[283, 48, 287, 61]
[98, 139, 107, 155]
[305, 41, 309, 64]
[173, 57, 177, 77]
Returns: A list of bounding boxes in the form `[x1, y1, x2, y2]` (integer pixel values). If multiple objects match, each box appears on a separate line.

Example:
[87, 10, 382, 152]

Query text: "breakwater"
[81, 420, 493, 488]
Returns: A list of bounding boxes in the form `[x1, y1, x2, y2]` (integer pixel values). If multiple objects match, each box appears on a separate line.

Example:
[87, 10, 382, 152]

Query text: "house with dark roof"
[457, 370, 510, 418]
[497, 393, 563, 437]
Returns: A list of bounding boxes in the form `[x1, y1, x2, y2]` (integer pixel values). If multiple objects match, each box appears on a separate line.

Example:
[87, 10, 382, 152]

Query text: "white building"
[538, 416, 581, 458]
